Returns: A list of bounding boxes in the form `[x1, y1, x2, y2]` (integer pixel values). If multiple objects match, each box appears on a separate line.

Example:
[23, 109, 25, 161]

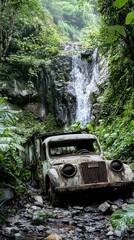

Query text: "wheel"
[77, 149, 90, 155]
[47, 181, 61, 207]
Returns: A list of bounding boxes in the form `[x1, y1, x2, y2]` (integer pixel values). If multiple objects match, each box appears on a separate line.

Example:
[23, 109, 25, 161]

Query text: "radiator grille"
[80, 161, 108, 184]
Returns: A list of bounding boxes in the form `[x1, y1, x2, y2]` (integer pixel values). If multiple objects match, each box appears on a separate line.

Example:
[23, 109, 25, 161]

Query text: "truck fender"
[46, 169, 59, 190]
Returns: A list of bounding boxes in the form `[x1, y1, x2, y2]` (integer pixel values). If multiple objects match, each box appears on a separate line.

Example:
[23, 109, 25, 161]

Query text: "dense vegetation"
[42, 0, 100, 43]
[0, 0, 101, 182]
[94, 0, 134, 161]
[66, 0, 134, 161]
[0, 0, 61, 207]
[0, 1, 134, 227]
[0, 0, 61, 101]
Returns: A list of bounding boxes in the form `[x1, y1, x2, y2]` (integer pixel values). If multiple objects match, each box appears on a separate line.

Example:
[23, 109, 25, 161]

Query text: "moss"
[45, 113, 62, 132]
[57, 73, 65, 80]
[15, 112, 46, 139]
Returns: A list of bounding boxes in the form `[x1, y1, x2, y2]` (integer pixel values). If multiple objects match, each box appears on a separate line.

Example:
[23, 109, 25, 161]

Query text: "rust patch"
[80, 161, 108, 184]
[55, 181, 134, 193]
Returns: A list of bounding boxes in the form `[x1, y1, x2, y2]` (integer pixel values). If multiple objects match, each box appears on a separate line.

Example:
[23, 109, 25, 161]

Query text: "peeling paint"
[20, 132, 134, 201]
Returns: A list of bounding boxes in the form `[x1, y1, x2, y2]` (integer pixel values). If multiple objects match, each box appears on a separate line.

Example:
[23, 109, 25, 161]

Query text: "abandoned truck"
[37, 132, 134, 205]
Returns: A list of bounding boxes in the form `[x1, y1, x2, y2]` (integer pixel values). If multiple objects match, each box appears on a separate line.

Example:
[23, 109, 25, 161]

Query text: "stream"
[1, 186, 134, 240]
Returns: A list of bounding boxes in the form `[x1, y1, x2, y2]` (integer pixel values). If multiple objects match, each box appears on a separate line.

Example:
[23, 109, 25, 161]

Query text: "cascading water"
[71, 49, 99, 126]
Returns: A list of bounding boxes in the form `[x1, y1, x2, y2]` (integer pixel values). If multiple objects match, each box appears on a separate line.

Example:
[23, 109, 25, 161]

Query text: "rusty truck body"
[38, 132, 134, 206]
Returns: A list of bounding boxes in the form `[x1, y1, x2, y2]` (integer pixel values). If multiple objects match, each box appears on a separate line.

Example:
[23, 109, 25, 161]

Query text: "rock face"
[0, 44, 107, 127]
[49, 47, 107, 127]
[49, 55, 76, 127]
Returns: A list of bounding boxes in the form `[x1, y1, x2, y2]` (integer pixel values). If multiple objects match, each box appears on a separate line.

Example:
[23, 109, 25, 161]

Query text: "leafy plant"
[0, 98, 25, 178]
[111, 204, 134, 231]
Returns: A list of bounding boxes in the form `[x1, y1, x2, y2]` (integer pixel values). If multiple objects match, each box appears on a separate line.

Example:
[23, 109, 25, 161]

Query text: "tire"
[47, 181, 61, 207]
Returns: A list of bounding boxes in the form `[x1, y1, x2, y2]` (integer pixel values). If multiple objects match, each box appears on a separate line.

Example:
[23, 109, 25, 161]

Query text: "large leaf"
[0, 143, 10, 151]
[111, 204, 134, 231]
[108, 25, 124, 36]
[125, 11, 134, 25]
[105, 25, 124, 43]
[11, 143, 24, 151]
[0, 137, 13, 144]
[113, 0, 128, 8]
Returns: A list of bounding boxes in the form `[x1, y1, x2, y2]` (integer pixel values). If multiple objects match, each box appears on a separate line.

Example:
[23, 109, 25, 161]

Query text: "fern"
[111, 204, 134, 231]
[0, 99, 24, 178]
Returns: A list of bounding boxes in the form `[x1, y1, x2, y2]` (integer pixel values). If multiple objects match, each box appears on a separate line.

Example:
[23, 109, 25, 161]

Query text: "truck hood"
[51, 154, 105, 166]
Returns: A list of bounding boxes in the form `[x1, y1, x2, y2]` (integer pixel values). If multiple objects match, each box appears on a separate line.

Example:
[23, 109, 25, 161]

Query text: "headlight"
[62, 164, 77, 178]
[111, 160, 123, 172]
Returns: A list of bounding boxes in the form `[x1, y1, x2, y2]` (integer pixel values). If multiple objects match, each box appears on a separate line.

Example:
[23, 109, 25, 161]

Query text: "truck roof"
[42, 133, 97, 145]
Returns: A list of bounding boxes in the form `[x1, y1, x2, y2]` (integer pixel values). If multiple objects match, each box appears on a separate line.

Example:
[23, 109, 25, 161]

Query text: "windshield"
[49, 139, 101, 158]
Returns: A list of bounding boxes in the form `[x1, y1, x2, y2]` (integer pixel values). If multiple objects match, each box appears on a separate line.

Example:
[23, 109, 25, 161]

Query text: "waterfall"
[71, 49, 99, 126]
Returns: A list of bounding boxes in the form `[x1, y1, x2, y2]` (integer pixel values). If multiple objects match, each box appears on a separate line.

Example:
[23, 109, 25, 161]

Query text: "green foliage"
[130, 163, 134, 171]
[98, 0, 134, 57]
[67, 122, 82, 131]
[15, 111, 46, 138]
[79, 25, 100, 48]
[111, 204, 134, 231]
[45, 113, 60, 132]
[0, 98, 25, 179]
[0, 0, 60, 61]
[19, 169, 31, 182]
[125, 11, 134, 25]
[0, 99, 18, 125]
[32, 211, 54, 225]
[67, 120, 95, 133]
[113, 0, 128, 9]
[43, 0, 100, 42]
[15, 184, 25, 196]
[95, 0, 134, 161]
[96, 97, 134, 160]
[0, 0, 61, 102]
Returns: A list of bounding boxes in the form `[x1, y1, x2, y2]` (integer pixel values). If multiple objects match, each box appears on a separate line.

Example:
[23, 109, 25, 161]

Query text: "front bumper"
[55, 181, 134, 194]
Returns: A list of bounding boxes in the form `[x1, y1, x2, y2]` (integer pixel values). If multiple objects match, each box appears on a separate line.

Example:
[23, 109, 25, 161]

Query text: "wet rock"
[34, 201, 44, 208]
[61, 218, 70, 224]
[36, 225, 46, 233]
[106, 231, 114, 236]
[0, 188, 14, 202]
[81, 49, 93, 58]
[84, 206, 96, 213]
[23, 225, 33, 232]
[85, 226, 96, 233]
[2, 194, 132, 240]
[31, 205, 42, 211]
[73, 206, 83, 211]
[45, 233, 62, 240]
[15, 233, 21, 240]
[106, 226, 114, 232]
[125, 197, 134, 204]
[121, 203, 128, 209]
[3, 226, 19, 235]
[24, 203, 31, 208]
[27, 208, 34, 215]
[110, 204, 118, 212]
[114, 230, 123, 237]
[113, 199, 124, 208]
[34, 195, 43, 204]
[76, 223, 85, 229]
[98, 201, 110, 213]
[24, 213, 33, 219]
[32, 211, 44, 224]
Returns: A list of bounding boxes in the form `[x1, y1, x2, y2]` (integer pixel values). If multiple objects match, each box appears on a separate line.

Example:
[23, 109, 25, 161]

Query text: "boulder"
[0, 188, 14, 202]
[98, 201, 111, 213]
